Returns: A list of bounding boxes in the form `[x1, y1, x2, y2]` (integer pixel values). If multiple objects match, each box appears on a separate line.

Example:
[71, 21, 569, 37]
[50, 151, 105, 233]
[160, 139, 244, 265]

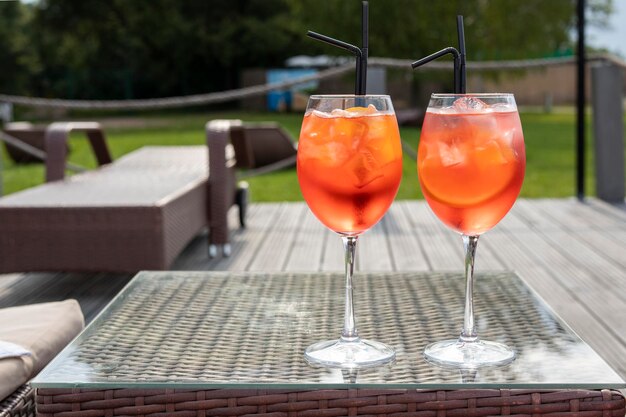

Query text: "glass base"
[305, 338, 395, 369]
[424, 338, 515, 368]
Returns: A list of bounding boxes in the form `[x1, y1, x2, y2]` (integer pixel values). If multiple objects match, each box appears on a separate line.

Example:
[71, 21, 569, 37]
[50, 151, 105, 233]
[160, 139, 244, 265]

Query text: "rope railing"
[371, 53, 626, 71]
[0, 54, 623, 111]
[0, 65, 354, 111]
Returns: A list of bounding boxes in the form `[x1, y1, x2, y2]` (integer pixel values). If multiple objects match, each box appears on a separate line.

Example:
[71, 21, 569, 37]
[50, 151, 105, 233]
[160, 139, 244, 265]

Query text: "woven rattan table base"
[36, 388, 624, 417]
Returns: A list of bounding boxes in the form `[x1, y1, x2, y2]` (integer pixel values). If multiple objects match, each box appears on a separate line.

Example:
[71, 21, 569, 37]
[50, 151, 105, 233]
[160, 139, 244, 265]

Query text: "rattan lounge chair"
[229, 122, 297, 178]
[0, 122, 90, 173]
[0, 120, 244, 272]
[2, 122, 47, 163]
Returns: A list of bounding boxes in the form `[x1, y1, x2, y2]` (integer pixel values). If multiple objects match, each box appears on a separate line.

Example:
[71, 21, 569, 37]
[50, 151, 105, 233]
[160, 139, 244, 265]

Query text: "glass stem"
[341, 236, 359, 341]
[460, 234, 479, 342]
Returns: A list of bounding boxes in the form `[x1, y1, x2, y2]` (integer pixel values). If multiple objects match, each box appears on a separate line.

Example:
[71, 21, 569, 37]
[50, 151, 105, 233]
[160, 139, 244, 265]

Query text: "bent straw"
[411, 47, 461, 93]
[411, 15, 467, 94]
[307, 1, 369, 95]
[307, 31, 363, 95]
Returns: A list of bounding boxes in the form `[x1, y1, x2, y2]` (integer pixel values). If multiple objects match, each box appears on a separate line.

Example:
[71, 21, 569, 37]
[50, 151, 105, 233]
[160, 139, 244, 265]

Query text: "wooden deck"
[1, 197, 625, 379]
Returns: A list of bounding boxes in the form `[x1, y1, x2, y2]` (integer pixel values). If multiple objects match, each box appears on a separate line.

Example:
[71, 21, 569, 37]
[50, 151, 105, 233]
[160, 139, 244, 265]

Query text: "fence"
[1, 54, 624, 111]
[1, 54, 625, 200]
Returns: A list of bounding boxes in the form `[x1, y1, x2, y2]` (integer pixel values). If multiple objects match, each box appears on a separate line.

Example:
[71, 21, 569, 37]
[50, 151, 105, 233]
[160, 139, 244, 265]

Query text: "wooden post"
[591, 63, 625, 202]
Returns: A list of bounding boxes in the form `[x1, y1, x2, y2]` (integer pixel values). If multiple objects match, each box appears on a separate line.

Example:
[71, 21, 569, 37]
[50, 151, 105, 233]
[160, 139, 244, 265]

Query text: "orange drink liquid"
[297, 106, 403, 235]
[418, 108, 525, 235]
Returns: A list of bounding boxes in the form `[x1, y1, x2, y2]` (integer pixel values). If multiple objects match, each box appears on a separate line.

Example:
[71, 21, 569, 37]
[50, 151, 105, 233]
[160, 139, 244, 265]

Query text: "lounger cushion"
[0, 300, 84, 401]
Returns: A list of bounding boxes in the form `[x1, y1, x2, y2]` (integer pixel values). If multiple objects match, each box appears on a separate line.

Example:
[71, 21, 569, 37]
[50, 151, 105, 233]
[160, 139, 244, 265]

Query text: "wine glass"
[297, 95, 403, 368]
[418, 93, 526, 368]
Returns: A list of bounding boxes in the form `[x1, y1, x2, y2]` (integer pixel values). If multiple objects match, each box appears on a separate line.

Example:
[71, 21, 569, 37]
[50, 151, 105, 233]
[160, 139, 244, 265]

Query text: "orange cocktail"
[418, 93, 525, 368]
[418, 100, 525, 235]
[297, 95, 402, 369]
[298, 104, 402, 235]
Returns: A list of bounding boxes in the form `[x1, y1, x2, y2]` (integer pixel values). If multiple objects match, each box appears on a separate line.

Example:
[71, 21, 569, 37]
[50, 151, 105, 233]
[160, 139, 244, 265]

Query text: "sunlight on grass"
[2, 110, 623, 201]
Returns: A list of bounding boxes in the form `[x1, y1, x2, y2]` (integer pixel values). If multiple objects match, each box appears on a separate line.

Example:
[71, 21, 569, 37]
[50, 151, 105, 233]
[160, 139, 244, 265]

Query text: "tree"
[25, 0, 303, 99]
[289, 0, 613, 61]
[0, 2, 41, 95]
[0, 0, 614, 100]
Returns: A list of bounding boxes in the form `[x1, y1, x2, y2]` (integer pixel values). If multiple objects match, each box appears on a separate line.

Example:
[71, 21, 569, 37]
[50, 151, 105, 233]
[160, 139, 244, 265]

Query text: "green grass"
[2, 110, 624, 201]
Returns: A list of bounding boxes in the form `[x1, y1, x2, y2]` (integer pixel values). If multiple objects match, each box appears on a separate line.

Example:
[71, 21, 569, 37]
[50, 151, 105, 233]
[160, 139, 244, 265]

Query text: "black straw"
[457, 15, 467, 94]
[360, 1, 368, 95]
[411, 47, 460, 93]
[411, 15, 467, 94]
[307, 1, 369, 95]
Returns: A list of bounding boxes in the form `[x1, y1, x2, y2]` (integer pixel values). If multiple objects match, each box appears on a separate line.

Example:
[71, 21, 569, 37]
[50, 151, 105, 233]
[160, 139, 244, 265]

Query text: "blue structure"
[266, 69, 318, 112]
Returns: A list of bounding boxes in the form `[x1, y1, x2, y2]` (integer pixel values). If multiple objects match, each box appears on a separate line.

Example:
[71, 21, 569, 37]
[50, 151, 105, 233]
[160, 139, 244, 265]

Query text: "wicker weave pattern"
[0, 385, 35, 417]
[0, 143, 239, 272]
[35, 272, 623, 386]
[33, 272, 625, 416]
[36, 388, 625, 417]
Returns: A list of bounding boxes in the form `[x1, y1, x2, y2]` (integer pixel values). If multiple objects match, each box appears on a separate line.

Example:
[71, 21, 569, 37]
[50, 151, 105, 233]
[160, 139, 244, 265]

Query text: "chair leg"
[236, 181, 249, 228]
[209, 244, 218, 258]
[209, 244, 231, 258]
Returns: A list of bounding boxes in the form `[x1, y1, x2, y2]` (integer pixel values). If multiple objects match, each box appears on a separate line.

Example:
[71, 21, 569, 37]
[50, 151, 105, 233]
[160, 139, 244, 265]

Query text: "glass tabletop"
[32, 271, 625, 389]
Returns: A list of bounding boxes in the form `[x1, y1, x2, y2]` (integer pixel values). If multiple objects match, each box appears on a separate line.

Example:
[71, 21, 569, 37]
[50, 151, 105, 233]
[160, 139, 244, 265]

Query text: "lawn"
[1, 109, 621, 201]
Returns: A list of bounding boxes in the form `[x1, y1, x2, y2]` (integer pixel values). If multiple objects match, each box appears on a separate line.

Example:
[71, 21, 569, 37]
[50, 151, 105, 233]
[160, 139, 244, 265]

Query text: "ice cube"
[499, 128, 515, 148]
[452, 97, 488, 112]
[475, 139, 515, 165]
[364, 104, 378, 115]
[308, 141, 350, 166]
[311, 109, 331, 119]
[331, 108, 349, 117]
[470, 117, 498, 146]
[490, 103, 517, 112]
[330, 118, 368, 149]
[325, 142, 351, 165]
[436, 106, 457, 115]
[438, 142, 466, 167]
[347, 148, 383, 188]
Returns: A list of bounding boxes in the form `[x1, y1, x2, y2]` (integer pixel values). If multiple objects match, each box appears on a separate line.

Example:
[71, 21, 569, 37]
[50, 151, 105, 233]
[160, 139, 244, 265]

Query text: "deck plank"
[283, 207, 328, 271]
[320, 224, 343, 272]
[215, 203, 284, 271]
[400, 201, 462, 270]
[382, 204, 430, 271]
[358, 215, 394, 271]
[247, 203, 306, 271]
[486, 229, 626, 377]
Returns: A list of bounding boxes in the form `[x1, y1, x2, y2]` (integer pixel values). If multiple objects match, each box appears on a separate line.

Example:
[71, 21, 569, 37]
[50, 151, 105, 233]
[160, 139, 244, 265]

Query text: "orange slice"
[345, 104, 377, 115]
[419, 140, 517, 207]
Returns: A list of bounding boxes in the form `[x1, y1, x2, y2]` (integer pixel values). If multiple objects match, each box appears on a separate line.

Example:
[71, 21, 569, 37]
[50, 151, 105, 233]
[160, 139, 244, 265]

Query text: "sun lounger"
[229, 122, 297, 178]
[2, 122, 48, 164]
[0, 120, 244, 273]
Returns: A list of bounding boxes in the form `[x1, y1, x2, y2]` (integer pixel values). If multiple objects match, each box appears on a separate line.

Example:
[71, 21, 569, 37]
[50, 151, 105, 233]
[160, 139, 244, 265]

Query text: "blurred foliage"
[293, 0, 613, 60]
[0, 2, 41, 95]
[0, 0, 613, 100]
